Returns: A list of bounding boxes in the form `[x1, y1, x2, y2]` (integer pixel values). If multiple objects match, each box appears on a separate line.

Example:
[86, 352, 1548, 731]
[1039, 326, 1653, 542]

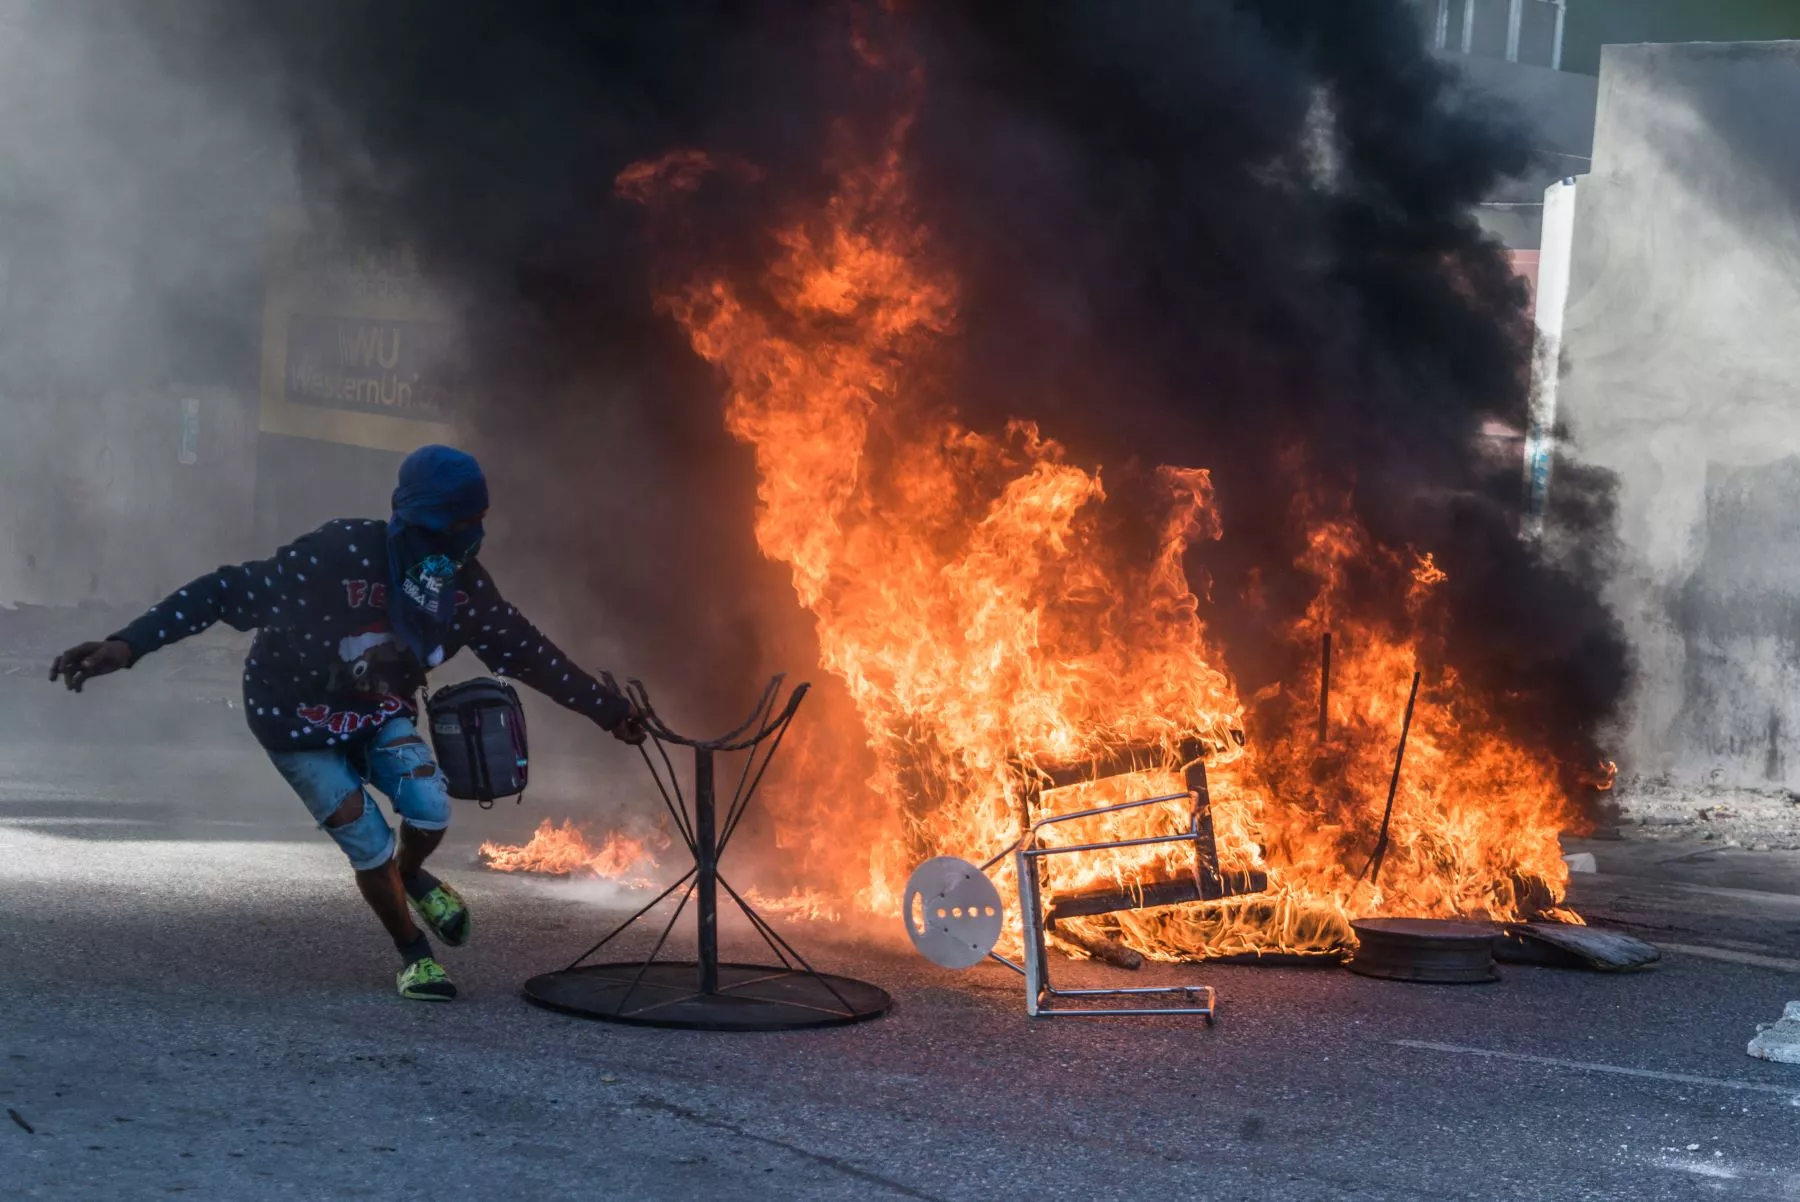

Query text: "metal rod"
[706, 991, 856, 1020]
[694, 748, 719, 995]
[717, 705, 803, 856]
[711, 685, 784, 840]
[615, 987, 708, 1019]
[712, 871, 797, 970]
[1028, 791, 1195, 832]
[563, 867, 698, 970]
[979, 837, 1022, 874]
[650, 729, 688, 825]
[1047, 985, 1214, 998]
[720, 715, 771, 842]
[1318, 631, 1332, 745]
[712, 969, 798, 992]
[1362, 670, 1423, 885]
[1033, 1008, 1215, 1019]
[1017, 847, 1048, 1010]
[1034, 738, 1207, 792]
[1186, 759, 1219, 881]
[616, 877, 697, 1014]
[987, 952, 1026, 977]
[713, 684, 807, 751]
[636, 743, 696, 855]
[1036, 981, 1216, 1021]
[1023, 831, 1203, 858]
[716, 736, 771, 856]
[716, 872, 859, 1015]
[627, 674, 782, 749]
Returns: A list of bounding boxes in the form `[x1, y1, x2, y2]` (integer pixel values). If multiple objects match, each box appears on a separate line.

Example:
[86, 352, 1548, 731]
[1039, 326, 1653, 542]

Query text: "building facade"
[1552, 41, 1800, 792]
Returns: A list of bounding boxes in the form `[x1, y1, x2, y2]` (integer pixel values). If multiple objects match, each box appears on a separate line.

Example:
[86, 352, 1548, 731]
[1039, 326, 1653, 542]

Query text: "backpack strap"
[461, 700, 495, 807]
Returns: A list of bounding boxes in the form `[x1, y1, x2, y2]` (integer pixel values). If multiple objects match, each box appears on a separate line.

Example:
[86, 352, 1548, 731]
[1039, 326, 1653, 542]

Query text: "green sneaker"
[397, 957, 457, 1001]
[408, 881, 470, 947]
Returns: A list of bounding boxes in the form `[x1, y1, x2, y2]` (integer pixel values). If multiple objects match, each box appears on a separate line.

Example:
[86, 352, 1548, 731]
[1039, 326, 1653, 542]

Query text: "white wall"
[1560, 40, 1800, 788]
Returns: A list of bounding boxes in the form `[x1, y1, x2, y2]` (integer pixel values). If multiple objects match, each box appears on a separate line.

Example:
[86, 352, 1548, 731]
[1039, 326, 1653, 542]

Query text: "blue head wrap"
[387, 445, 489, 665]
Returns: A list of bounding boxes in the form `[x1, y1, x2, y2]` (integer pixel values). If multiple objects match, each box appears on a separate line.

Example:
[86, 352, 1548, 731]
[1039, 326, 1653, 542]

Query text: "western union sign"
[259, 220, 465, 452]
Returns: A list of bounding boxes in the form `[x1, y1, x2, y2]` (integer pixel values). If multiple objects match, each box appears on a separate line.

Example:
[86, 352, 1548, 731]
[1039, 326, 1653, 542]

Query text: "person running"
[49, 444, 644, 1001]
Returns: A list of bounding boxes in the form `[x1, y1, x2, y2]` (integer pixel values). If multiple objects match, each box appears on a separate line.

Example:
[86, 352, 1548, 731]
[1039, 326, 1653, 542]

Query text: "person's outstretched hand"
[612, 695, 649, 746]
[50, 639, 133, 692]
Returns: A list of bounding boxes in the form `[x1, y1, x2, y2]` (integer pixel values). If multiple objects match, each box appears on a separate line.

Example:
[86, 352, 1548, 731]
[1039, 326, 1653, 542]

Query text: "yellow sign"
[259, 220, 465, 452]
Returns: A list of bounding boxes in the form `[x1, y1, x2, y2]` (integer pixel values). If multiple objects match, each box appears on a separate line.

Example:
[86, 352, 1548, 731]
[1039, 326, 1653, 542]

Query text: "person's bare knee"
[324, 788, 365, 829]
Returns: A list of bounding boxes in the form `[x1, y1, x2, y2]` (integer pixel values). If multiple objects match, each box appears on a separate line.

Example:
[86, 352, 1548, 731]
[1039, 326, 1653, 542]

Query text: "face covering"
[386, 445, 490, 667]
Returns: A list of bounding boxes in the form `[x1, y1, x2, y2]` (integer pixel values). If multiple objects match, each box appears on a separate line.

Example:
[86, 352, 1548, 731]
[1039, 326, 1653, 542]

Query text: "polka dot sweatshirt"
[109, 518, 632, 752]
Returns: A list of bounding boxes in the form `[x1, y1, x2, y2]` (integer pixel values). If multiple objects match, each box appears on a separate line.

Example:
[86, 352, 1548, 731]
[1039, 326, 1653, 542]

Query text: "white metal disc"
[903, 856, 1004, 970]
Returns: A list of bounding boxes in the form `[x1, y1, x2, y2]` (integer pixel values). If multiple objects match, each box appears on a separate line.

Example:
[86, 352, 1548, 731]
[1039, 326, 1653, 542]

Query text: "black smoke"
[154, 0, 1626, 787]
[897, 1, 1629, 793]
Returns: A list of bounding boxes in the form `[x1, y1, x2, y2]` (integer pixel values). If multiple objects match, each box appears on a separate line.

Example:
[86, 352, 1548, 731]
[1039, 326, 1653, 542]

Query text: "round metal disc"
[1347, 917, 1499, 984]
[903, 856, 1004, 970]
[523, 962, 892, 1030]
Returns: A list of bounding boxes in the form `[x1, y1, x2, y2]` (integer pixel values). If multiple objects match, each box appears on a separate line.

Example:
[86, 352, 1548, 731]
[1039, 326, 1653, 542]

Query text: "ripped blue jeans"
[268, 717, 451, 870]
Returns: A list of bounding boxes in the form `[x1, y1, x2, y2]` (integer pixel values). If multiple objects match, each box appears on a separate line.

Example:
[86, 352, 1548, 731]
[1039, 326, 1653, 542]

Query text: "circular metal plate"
[524, 962, 892, 1030]
[903, 856, 1004, 969]
[1347, 917, 1499, 984]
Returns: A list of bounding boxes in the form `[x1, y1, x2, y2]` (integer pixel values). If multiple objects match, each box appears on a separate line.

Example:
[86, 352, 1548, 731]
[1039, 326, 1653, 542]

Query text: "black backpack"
[425, 677, 529, 806]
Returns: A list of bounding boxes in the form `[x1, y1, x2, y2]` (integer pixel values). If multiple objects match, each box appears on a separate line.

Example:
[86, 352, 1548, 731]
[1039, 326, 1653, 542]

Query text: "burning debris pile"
[485, 15, 1611, 963]
[219, 1, 1627, 962]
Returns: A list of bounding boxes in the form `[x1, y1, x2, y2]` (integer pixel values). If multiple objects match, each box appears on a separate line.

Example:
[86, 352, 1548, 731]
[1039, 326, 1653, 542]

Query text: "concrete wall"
[1434, 50, 1599, 249]
[1558, 40, 1800, 789]
[1448, 51, 1600, 185]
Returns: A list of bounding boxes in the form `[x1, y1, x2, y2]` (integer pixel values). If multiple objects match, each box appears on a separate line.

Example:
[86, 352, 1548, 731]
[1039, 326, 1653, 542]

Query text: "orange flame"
[595, 57, 1580, 959]
[478, 820, 662, 884]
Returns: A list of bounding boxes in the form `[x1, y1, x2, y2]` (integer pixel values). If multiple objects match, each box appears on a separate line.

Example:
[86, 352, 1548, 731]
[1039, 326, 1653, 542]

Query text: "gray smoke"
[0, 0, 292, 607]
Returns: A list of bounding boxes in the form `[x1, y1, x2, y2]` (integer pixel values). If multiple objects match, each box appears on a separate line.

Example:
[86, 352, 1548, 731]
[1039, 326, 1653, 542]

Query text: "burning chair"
[904, 738, 1267, 1019]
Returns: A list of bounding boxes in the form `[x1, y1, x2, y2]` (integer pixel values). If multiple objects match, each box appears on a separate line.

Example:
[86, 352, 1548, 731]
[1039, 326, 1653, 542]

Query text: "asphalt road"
[2, 670, 1798, 1200]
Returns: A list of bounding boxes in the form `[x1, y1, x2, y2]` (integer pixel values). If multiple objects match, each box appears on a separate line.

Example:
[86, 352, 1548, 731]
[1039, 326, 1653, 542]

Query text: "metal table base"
[523, 676, 892, 1031]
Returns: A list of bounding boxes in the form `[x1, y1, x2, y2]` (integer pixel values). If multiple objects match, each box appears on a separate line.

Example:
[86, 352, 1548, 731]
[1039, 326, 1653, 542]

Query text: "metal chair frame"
[977, 746, 1251, 1020]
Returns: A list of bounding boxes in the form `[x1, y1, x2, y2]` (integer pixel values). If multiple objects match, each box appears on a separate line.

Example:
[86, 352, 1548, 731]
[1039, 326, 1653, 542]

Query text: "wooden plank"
[1045, 925, 1145, 970]
[1044, 869, 1268, 921]
[1496, 922, 1661, 972]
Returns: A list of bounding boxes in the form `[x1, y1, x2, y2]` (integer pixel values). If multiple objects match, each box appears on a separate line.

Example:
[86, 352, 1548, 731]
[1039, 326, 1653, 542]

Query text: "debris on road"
[8, 1108, 33, 1134]
[1747, 1001, 1800, 1065]
[1494, 923, 1660, 972]
[1616, 781, 1800, 850]
[1346, 917, 1499, 983]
